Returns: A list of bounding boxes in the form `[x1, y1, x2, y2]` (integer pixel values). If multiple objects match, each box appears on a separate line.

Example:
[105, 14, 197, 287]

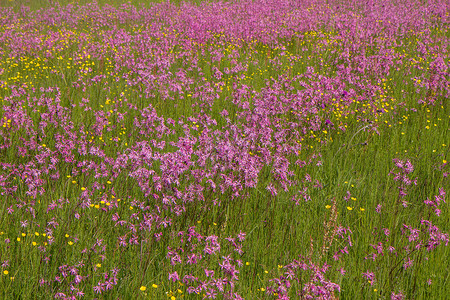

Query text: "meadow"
[0, 0, 449, 299]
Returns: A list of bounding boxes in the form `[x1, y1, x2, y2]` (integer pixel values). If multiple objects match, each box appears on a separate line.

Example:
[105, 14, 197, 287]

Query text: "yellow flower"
[347, 206, 353, 211]
[3, 270, 8, 275]
[360, 208, 365, 212]
[325, 205, 331, 209]
[68, 241, 74, 245]
[140, 286, 146, 291]
[246, 262, 250, 266]
[96, 263, 101, 268]
[152, 284, 158, 288]
[444, 160, 447, 164]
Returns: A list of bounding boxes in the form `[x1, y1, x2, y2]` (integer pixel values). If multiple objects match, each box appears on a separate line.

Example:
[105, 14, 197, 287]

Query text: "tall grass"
[0, 0, 449, 299]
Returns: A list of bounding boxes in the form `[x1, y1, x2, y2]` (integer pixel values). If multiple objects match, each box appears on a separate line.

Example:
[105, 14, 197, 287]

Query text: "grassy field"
[0, 0, 449, 299]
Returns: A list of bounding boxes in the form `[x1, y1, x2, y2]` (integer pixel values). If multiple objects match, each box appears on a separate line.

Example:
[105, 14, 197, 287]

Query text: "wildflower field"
[0, 0, 449, 299]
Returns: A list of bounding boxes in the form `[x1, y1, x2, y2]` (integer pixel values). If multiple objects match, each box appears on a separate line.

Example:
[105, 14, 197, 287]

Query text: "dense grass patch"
[0, 0, 449, 299]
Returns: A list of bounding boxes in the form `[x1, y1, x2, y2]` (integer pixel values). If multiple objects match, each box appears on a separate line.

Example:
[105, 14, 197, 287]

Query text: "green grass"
[0, 0, 449, 299]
